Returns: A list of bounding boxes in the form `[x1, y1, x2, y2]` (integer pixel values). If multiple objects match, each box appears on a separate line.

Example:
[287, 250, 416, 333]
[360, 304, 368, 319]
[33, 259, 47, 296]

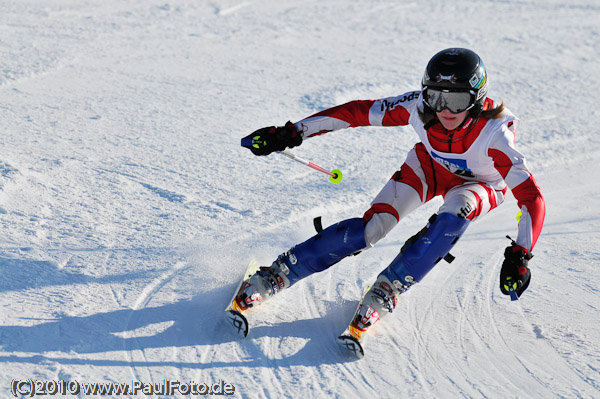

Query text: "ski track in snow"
[124, 261, 191, 384]
[1, 0, 599, 398]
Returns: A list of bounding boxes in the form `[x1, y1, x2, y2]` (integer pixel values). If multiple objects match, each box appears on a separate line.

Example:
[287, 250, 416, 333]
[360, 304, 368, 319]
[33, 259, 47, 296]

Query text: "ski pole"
[278, 150, 343, 183]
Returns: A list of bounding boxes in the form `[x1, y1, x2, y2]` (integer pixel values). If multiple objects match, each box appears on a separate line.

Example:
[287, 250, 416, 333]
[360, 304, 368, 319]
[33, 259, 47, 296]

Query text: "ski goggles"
[423, 88, 476, 114]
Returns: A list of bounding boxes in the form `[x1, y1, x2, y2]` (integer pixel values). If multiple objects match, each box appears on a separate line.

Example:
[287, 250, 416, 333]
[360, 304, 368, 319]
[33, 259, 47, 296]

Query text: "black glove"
[500, 243, 533, 297]
[241, 121, 302, 156]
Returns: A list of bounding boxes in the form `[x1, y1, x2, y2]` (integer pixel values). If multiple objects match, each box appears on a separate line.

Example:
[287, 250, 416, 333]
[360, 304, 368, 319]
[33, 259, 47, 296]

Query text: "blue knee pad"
[279, 218, 366, 286]
[380, 213, 470, 291]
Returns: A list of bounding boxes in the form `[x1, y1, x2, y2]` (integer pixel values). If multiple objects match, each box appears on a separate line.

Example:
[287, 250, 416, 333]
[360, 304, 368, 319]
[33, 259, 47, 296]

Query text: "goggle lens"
[424, 89, 475, 114]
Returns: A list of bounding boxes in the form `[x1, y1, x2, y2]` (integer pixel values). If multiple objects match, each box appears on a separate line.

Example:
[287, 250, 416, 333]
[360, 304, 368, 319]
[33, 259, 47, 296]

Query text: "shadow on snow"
[0, 283, 360, 369]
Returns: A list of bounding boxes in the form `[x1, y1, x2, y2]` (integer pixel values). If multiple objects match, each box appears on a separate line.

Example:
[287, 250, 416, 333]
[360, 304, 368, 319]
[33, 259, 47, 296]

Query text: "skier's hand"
[499, 244, 532, 297]
[241, 121, 302, 156]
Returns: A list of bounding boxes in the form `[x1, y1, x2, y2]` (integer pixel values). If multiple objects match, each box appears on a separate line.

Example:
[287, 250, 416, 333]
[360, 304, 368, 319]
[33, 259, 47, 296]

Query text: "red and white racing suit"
[293, 91, 546, 252]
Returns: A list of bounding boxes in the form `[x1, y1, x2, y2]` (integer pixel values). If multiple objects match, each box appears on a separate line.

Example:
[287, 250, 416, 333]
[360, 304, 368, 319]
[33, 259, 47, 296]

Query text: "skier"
[236, 48, 545, 339]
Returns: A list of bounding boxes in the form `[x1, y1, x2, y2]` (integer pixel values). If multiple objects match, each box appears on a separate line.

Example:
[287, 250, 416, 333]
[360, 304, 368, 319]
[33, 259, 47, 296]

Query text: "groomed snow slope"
[1, 0, 599, 398]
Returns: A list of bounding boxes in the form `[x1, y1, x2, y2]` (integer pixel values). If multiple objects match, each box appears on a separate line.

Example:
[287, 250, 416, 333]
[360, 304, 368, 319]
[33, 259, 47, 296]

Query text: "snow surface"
[1, 0, 599, 398]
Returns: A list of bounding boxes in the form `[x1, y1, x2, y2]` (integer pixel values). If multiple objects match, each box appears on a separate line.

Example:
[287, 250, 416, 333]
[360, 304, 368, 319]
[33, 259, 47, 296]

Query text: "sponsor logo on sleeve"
[380, 91, 420, 112]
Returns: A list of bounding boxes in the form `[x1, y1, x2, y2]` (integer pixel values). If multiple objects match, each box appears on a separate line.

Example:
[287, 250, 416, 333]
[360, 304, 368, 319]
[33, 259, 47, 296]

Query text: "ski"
[336, 286, 371, 359]
[224, 258, 260, 338]
[225, 309, 249, 338]
[337, 334, 364, 359]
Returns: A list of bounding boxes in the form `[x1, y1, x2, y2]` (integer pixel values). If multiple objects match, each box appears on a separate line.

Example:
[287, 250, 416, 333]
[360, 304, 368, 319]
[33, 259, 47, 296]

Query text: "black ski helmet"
[422, 48, 488, 116]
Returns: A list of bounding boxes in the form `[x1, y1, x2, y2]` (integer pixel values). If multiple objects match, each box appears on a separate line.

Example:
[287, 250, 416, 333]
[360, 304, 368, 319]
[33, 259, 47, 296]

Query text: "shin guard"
[380, 213, 470, 292]
[277, 218, 367, 286]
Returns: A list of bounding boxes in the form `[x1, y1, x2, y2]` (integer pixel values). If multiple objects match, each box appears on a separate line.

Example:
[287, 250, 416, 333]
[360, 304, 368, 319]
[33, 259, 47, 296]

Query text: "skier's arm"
[490, 122, 545, 298]
[241, 91, 419, 156]
[294, 91, 420, 138]
[489, 123, 546, 252]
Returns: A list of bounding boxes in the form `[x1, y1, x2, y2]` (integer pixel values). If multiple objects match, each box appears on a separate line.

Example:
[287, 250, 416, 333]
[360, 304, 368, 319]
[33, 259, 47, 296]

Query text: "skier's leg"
[280, 178, 423, 285]
[363, 172, 424, 247]
[236, 159, 425, 311]
[352, 213, 470, 331]
[380, 212, 470, 292]
[235, 217, 367, 310]
[354, 182, 503, 329]
[438, 181, 506, 221]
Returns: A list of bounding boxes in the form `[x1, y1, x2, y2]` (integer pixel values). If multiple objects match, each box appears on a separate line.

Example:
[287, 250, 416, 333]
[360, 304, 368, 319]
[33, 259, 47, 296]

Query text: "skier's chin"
[437, 110, 468, 130]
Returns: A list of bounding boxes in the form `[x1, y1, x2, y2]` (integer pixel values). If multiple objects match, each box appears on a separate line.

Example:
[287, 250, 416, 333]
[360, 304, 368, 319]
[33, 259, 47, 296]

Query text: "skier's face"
[436, 109, 469, 131]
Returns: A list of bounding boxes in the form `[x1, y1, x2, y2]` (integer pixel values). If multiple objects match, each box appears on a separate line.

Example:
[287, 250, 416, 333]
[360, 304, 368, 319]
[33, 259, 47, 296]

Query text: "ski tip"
[337, 335, 364, 359]
[508, 287, 519, 301]
[226, 310, 249, 338]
